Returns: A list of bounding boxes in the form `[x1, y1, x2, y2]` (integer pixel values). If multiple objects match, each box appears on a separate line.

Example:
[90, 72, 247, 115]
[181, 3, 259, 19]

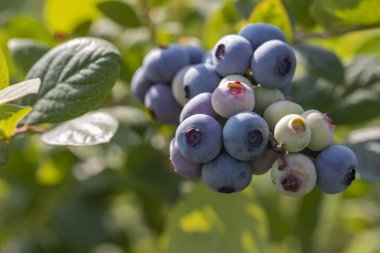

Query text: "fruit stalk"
[268, 132, 287, 170]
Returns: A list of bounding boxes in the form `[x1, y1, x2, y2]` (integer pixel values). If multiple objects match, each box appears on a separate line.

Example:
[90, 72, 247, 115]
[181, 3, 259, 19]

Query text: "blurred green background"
[1, 0, 380, 252]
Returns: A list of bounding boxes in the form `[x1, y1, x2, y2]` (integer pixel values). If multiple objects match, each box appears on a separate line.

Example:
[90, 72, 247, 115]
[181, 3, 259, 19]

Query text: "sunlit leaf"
[0, 104, 32, 140]
[24, 37, 120, 124]
[165, 183, 269, 253]
[0, 47, 9, 90]
[248, 0, 292, 43]
[41, 111, 119, 146]
[0, 78, 41, 105]
[97, 1, 140, 28]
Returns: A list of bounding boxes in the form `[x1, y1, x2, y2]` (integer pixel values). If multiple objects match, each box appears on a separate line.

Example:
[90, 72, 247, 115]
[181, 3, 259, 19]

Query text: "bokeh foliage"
[0, 0, 380, 253]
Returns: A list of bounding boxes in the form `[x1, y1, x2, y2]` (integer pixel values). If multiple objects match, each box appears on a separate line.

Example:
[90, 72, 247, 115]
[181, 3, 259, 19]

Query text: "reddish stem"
[268, 133, 287, 170]
[14, 125, 47, 136]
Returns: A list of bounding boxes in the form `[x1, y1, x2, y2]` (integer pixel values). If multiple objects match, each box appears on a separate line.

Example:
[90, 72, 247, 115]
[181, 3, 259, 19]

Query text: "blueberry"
[280, 82, 292, 96]
[181, 44, 204, 64]
[302, 110, 335, 151]
[220, 74, 252, 86]
[144, 84, 182, 125]
[202, 151, 252, 193]
[263, 100, 304, 130]
[223, 111, 269, 161]
[211, 80, 255, 118]
[274, 114, 311, 152]
[315, 145, 357, 194]
[172, 65, 191, 106]
[202, 51, 213, 65]
[253, 86, 284, 115]
[183, 63, 221, 99]
[251, 40, 296, 89]
[212, 34, 253, 76]
[175, 114, 222, 163]
[271, 154, 317, 197]
[250, 148, 277, 175]
[179, 93, 219, 123]
[169, 138, 201, 179]
[131, 67, 154, 103]
[143, 44, 190, 83]
[239, 23, 286, 51]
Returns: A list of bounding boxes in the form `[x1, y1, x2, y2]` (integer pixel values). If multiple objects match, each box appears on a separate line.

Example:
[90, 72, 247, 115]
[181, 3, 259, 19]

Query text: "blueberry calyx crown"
[248, 130, 263, 149]
[341, 168, 356, 185]
[281, 174, 301, 192]
[227, 81, 245, 94]
[184, 85, 190, 99]
[218, 186, 235, 193]
[290, 117, 306, 134]
[277, 56, 291, 75]
[215, 44, 226, 60]
[185, 128, 202, 147]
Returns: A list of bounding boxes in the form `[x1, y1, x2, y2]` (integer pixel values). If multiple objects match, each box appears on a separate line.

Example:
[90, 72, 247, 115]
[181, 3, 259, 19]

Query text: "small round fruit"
[253, 86, 284, 115]
[131, 67, 153, 103]
[175, 114, 222, 163]
[144, 84, 182, 125]
[239, 23, 286, 51]
[271, 153, 317, 197]
[274, 114, 311, 152]
[263, 100, 304, 130]
[169, 138, 201, 179]
[251, 40, 296, 89]
[181, 44, 204, 64]
[302, 111, 335, 151]
[223, 112, 269, 161]
[179, 93, 219, 123]
[315, 145, 357, 194]
[212, 34, 253, 76]
[211, 80, 255, 118]
[172, 65, 191, 106]
[250, 148, 277, 175]
[202, 152, 252, 193]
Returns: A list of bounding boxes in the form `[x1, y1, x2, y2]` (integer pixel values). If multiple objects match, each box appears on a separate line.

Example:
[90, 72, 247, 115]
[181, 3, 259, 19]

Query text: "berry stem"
[14, 125, 47, 136]
[268, 132, 287, 170]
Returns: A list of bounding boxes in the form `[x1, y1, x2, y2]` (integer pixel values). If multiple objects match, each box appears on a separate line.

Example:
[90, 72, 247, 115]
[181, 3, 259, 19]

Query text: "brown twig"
[268, 133, 287, 170]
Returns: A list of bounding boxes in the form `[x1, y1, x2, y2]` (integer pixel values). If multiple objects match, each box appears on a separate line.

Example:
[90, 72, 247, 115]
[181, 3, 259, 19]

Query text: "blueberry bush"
[0, 0, 380, 253]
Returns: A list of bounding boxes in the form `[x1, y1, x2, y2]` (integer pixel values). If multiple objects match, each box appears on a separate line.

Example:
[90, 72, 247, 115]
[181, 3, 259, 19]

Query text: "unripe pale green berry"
[263, 100, 304, 130]
[220, 74, 252, 87]
[271, 153, 317, 197]
[302, 110, 335, 151]
[274, 114, 311, 152]
[172, 65, 191, 106]
[253, 86, 284, 115]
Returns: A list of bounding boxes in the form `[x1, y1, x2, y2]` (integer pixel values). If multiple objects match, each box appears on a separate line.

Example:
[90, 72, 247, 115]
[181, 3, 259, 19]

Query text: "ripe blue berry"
[143, 44, 190, 83]
[175, 114, 222, 163]
[202, 152, 252, 193]
[144, 84, 182, 125]
[211, 80, 255, 118]
[131, 67, 153, 103]
[239, 23, 286, 51]
[223, 112, 269, 161]
[183, 63, 221, 99]
[315, 145, 357, 194]
[212, 34, 253, 76]
[169, 138, 201, 179]
[251, 40, 296, 89]
[271, 154, 317, 197]
[181, 44, 204, 64]
[179, 93, 219, 123]
[250, 148, 277, 175]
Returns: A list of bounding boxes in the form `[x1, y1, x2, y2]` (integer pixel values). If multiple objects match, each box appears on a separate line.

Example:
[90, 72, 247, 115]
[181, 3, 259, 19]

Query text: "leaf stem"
[268, 132, 287, 170]
[14, 125, 47, 136]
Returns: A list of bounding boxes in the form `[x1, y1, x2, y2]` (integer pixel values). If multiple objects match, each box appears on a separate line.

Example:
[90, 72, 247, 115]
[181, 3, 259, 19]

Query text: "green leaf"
[329, 56, 380, 124]
[356, 36, 380, 56]
[97, 1, 140, 28]
[0, 78, 40, 104]
[7, 39, 50, 77]
[284, 0, 316, 29]
[310, 0, 380, 30]
[0, 140, 9, 166]
[248, 0, 292, 43]
[41, 111, 119, 146]
[24, 37, 121, 124]
[165, 183, 269, 253]
[295, 43, 345, 84]
[345, 127, 380, 183]
[203, 1, 240, 49]
[0, 104, 32, 140]
[0, 47, 9, 90]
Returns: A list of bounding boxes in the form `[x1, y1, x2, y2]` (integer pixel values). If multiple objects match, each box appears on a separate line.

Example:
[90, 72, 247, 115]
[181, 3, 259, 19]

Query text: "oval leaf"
[41, 111, 119, 146]
[0, 47, 9, 90]
[0, 104, 32, 140]
[97, 0, 140, 28]
[248, 0, 292, 43]
[24, 37, 121, 124]
[345, 127, 380, 183]
[8, 39, 51, 77]
[165, 183, 269, 253]
[0, 78, 41, 104]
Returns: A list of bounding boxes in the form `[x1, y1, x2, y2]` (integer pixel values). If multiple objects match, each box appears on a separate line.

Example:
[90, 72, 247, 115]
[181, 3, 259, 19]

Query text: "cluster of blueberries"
[131, 23, 358, 196]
